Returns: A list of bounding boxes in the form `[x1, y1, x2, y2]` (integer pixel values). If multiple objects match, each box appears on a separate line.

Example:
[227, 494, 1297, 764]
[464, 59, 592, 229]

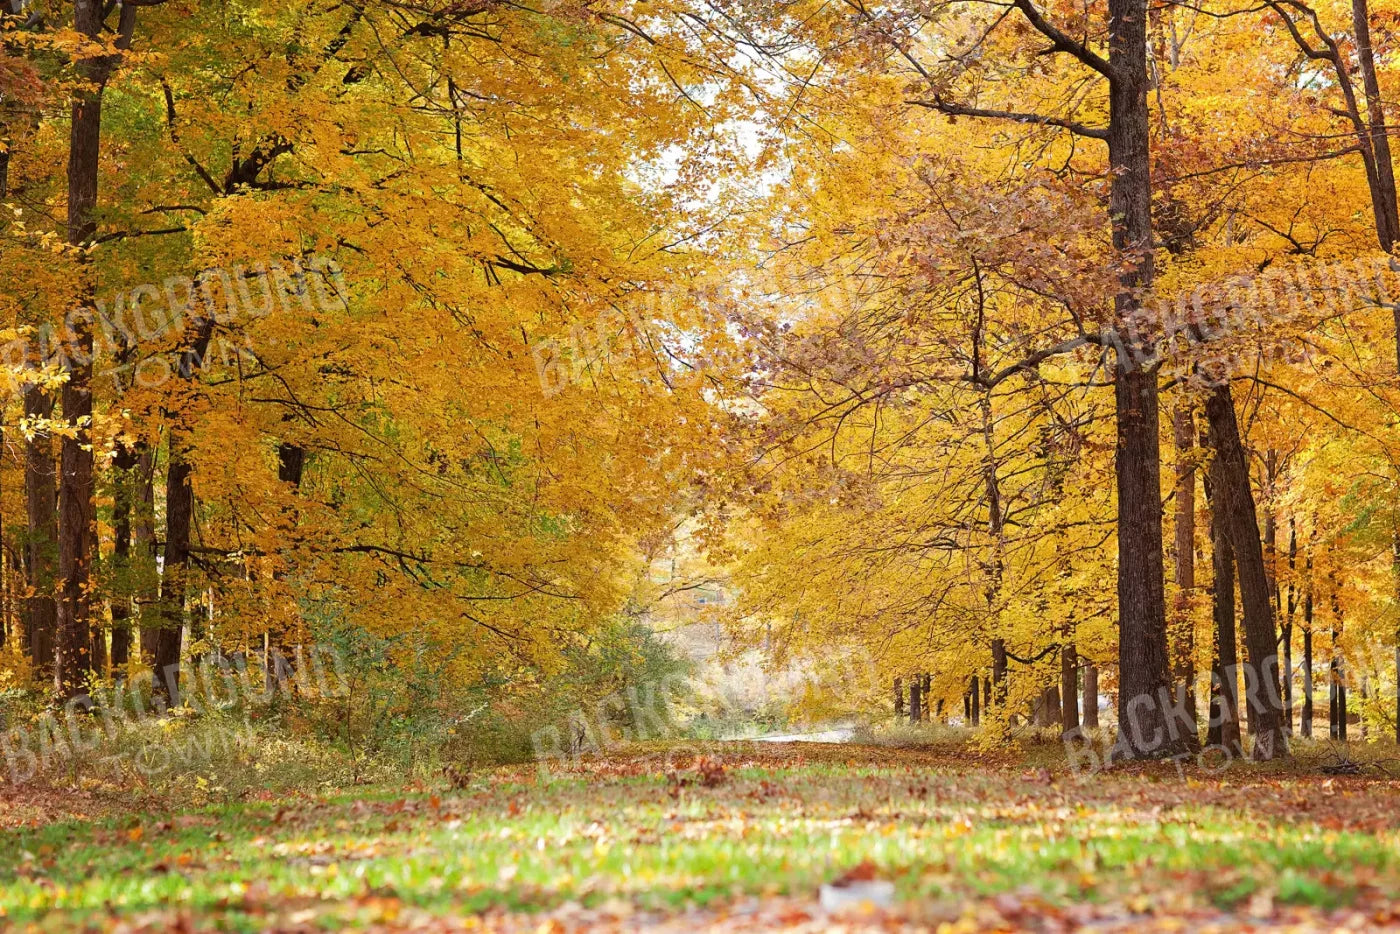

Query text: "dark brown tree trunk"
[89, 621, 106, 674]
[56, 0, 137, 700]
[1302, 542, 1315, 738]
[1329, 664, 1338, 740]
[1171, 406, 1198, 738]
[921, 673, 931, 721]
[894, 677, 904, 721]
[991, 639, 1007, 707]
[1347, 0, 1400, 750]
[1083, 663, 1099, 728]
[1352, 0, 1400, 251]
[1061, 643, 1079, 734]
[1203, 386, 1286, 759]
[1284, 518, 1296, 735]
[1329, 566, 1346, 741]
[1207, 469, 1243, 758]
[1360, 673, 1370, 739]
[1035, 684, 1062, 729]
[266, 440, 306, 683]
[1263, 457, 1283, 737]
[278, 442, 306, 486]
[135, 445, 158, 663]
[1107, 0, 1177, 760]
[156, 320, 215, 706]
[22, 383, 57, 676]
[909, 674, 922, 724]
[108, 443, 139, 671]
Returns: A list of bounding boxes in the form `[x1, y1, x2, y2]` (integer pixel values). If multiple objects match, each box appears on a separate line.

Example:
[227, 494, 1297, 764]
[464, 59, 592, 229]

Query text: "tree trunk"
[1284, 518, 1296, 735]
[1394, 533, 1400, 744]
[1352, 0, 1400, 251]
[1171, 405, 1198, 737]
[267, 440, 306, 683]
[108, 443, 139, 671]
[22, 383, 57, 677]
[1035, 684, 1062, 728]
[1061, 643, 1079, 734]
[894, 676, 904, 721]
[57, 0, 138, 699]
[1108, 0, 1177, 760]
[1207, 469, 1243, 758]
[1203, 386, 1286, 759]
[156, 319, 215, 706]
[1302, 547, 1315, 738]
[1329, 566, 1346, 742]
[921, 673, 931, 721]
[1263, 454, 1284, 738]
[1349, 0, 1400, 751]
[135, 445, 158, 663]
[969, 674, 980, 726]
[1082, 663, 1099, 728]
[991, 639, 1007, 707]
[1360, 673, 1369, 739]
[909, 674, 922, 724]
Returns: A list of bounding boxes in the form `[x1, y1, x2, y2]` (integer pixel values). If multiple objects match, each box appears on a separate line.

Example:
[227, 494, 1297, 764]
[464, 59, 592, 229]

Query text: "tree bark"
[1360, 673, 1369, 739]
[56, 0, 138, 700]
[894, 676, 904, 721]
[1107, 0, 1177, 757]
[1034, 685, 1061, 728]
[1329, 566, 1346, 741]
[1394, 530, 1400, 745]
[1263, 456, 1283, 737]
[135, 445, 158, 663]
[1349, 0, 1400, 750]
[969, 674, 980, 726]
[155, 319, 215, 706]
[1206, 462, 1243, 758]
[22, 383, 57, 677]
[1302, 541, 1315, 738]
[1203, 386, 1286, 759]
[266, 440, 306, 684]
[1171, 406, 1198, 738]
[1284, 517, 1296, 735]
[1082, 663, 1099, 728]
[1352, 0, 1400, 251]
[1061, 643, 1079, 734]
[909, 674, 922, 724]
[108, 443, 139, 671]
[991, 638, 1007, 707]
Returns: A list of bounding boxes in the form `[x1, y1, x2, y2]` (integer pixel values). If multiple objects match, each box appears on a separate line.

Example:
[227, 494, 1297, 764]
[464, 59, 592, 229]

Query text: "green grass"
[3, 742, 1400, 929]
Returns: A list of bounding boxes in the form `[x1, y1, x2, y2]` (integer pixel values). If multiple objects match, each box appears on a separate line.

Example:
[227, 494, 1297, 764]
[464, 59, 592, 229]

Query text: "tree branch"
[909, 97, 1109, 140]
[1011, 0, 1115, 79]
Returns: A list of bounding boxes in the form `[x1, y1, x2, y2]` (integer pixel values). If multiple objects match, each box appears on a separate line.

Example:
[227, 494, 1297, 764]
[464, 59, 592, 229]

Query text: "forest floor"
[4, 741, 1400, 931]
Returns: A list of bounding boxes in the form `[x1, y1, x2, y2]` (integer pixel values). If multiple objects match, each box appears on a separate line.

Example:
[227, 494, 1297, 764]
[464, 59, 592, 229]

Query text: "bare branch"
[1011, 0, 1115, 78]
[909, 97, 1109, 140]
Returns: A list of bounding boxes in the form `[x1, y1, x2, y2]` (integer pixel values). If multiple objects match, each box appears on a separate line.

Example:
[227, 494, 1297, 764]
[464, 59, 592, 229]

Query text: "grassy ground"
[4, 741, 1400, 931]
